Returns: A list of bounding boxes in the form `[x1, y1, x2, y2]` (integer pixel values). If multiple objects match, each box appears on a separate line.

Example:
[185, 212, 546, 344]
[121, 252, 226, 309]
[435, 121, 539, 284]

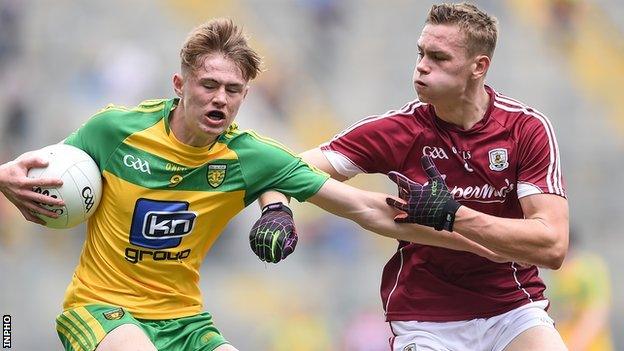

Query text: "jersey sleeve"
[235, 132, 330, 206]
[63, 107, 128, 171]
[320, 113, 416, 177]
[516, 114, 566, 198]
[64, 104, 164, 171]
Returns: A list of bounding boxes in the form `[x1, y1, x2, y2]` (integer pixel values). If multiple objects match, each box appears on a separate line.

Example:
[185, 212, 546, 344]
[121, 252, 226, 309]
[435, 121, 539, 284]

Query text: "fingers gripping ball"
[386, 156, 461, 231]
[27, 144, 102, 229]
[249, 203, 297, 263]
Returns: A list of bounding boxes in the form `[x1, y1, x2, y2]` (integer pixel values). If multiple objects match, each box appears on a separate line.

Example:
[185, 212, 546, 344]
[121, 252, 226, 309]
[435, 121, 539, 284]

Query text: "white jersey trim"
[320, 148, 365, 178]
[493, 94, 564, 197]
[385, 246, 406, 315]
[517, 181, 543, 198]
[330, 100, 425, 141]
[511, 262, 534, 303]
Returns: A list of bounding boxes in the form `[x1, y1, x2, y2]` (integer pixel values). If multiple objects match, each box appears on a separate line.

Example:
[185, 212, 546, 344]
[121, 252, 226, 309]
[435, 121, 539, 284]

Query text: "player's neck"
[434, 86, 490, 130]
[169, 104, 218, 147]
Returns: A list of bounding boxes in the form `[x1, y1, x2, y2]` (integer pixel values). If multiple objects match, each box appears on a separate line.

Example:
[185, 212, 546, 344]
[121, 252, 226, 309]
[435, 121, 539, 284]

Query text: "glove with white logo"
[386, 156, 461, 231]
[249, 202, 298, 263]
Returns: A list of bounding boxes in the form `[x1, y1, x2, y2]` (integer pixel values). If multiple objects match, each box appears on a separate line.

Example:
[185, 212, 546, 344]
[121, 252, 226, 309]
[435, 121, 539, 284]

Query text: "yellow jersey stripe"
[57, 316, 90, 351]
[57, 323, 83, 351]
[70, 309, 101, 347]
[123, 119, 238, 167]
[74, 307, 107, 343]
[61, 312, 94, 349]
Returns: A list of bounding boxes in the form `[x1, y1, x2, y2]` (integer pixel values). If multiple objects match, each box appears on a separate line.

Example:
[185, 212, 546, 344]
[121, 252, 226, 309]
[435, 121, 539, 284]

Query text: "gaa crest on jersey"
[207, 164, 227, 188]
[488, 148, 509, 171]
[403, 344, 417, 351]
[103, 308, 125, 320]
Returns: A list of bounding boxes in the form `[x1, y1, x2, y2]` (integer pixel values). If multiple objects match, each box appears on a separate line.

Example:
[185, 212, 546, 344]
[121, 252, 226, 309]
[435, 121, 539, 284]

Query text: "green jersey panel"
[224, 130, 329, 206]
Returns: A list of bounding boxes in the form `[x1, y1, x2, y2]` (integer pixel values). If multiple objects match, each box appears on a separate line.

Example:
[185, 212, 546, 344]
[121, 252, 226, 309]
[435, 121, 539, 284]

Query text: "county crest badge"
[207, 164, 227, 188]
[403, 344, 417, 351]
[488, 148, 509, 171]
[103, 308, 125, 320]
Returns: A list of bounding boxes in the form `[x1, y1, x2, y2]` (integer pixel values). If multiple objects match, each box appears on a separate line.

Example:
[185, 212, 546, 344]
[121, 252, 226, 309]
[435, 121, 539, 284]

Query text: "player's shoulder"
[361, 99, 428, 125]
[87, 99, 170, 127]
[221, 124, 296, 157]
[489, 88, 555, 132]
[335, 99, 428, 137]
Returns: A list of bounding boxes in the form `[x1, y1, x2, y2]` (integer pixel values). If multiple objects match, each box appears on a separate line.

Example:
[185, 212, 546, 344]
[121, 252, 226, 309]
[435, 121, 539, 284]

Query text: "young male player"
[253, 3, 569, 350]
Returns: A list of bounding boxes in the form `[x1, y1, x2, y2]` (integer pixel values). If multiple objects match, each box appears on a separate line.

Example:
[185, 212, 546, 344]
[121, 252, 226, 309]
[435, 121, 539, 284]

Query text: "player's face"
[413, 24, 476, 104]
[174, 53, 248, 145]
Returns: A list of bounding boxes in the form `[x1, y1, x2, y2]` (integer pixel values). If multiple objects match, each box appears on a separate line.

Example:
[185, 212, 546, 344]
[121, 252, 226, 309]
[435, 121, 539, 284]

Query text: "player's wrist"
[261, 202, 293, 218]
[436, 199, 461, 232]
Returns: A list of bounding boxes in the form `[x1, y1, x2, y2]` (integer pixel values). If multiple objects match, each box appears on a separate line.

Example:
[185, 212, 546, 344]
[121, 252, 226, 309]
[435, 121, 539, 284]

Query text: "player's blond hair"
[180, 18, 262, 81]
[426, 3, 498, 58]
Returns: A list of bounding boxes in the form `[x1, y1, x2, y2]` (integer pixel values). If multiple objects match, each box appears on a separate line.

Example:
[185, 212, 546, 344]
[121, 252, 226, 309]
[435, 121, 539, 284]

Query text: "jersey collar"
[429, 85, 495, 134]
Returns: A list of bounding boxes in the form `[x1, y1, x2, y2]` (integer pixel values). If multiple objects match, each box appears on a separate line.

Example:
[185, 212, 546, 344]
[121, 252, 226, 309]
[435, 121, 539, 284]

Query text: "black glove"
[249, 202, 298, 263]
[386, 156, 461, 231]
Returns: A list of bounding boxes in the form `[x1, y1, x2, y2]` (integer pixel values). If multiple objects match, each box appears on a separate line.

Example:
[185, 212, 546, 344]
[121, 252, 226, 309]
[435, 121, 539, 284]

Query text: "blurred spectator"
[546, 228, 614, 351]
[547, 0, 583, 48]
[2, 96, 28, 153]
[341, 310, 392, 351]
[96, 43, 157, 104]
[254, 66, 292, 122]
[549, 0, 580, 30]
[0, 0, 23, 70]
[269, 309, 332, 351]
[298, 0, 344, 76]
[302, 214, 364, 262]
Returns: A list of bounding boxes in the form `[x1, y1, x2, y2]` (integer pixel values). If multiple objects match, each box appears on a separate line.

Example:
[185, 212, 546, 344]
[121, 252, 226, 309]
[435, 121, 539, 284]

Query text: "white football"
[27, 144, 102, 229]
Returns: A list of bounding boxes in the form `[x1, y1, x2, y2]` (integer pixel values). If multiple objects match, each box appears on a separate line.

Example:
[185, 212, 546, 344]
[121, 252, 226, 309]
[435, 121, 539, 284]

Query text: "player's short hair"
[180, 18, 262, 81]
[426, 2, 498, 58]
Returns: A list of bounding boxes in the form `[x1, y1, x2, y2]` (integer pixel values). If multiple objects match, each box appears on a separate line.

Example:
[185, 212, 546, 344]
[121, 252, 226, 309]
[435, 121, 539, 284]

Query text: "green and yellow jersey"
[62, 98, 328, 319]
[547, 252, 613, 351]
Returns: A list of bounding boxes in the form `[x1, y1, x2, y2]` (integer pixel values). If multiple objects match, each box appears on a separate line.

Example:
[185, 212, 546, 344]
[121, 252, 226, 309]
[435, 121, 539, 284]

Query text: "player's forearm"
[356, 198, 505, 261]
[258, 190, 290, 208]
[309, 183, 504, 260]
[453, 206, 568, 269]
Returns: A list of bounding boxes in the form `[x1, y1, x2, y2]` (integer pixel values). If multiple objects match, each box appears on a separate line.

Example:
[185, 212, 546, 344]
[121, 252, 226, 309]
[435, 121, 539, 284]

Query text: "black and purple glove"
[386, 156, 461, 231]
[249, 202, 298, 263]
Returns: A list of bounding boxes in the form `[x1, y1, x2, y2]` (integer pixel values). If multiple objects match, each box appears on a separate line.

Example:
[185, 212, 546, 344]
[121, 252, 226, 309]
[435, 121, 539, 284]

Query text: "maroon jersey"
[321, 86, 565, 322]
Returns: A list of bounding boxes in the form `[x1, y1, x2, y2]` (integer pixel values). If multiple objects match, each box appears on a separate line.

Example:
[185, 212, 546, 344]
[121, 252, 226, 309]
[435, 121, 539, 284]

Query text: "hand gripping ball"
[27, 144, 102, 229]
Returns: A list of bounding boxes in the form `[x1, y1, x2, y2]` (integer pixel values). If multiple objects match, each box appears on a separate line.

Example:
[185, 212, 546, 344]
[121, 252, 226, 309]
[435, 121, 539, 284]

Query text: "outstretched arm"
[253, 148, 506, 262]
[307, 178, 505, 261]
[0, 150, 65, 224]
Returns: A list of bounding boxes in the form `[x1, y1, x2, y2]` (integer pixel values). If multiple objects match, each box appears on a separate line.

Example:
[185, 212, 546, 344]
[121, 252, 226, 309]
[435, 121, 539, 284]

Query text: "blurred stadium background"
[0, 0, 622, 350]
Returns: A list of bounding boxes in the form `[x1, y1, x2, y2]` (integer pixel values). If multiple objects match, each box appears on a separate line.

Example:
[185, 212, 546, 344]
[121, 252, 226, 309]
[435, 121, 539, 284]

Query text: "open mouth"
[207, 110, 226, 121]
[416, 80, 427, 87]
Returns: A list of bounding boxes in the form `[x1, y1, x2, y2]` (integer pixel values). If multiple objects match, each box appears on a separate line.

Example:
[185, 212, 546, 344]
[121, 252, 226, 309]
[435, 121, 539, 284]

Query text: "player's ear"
[242, 85, 249, 100]
[173, 73, 184, 98]
[472, 55, 490, 80]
